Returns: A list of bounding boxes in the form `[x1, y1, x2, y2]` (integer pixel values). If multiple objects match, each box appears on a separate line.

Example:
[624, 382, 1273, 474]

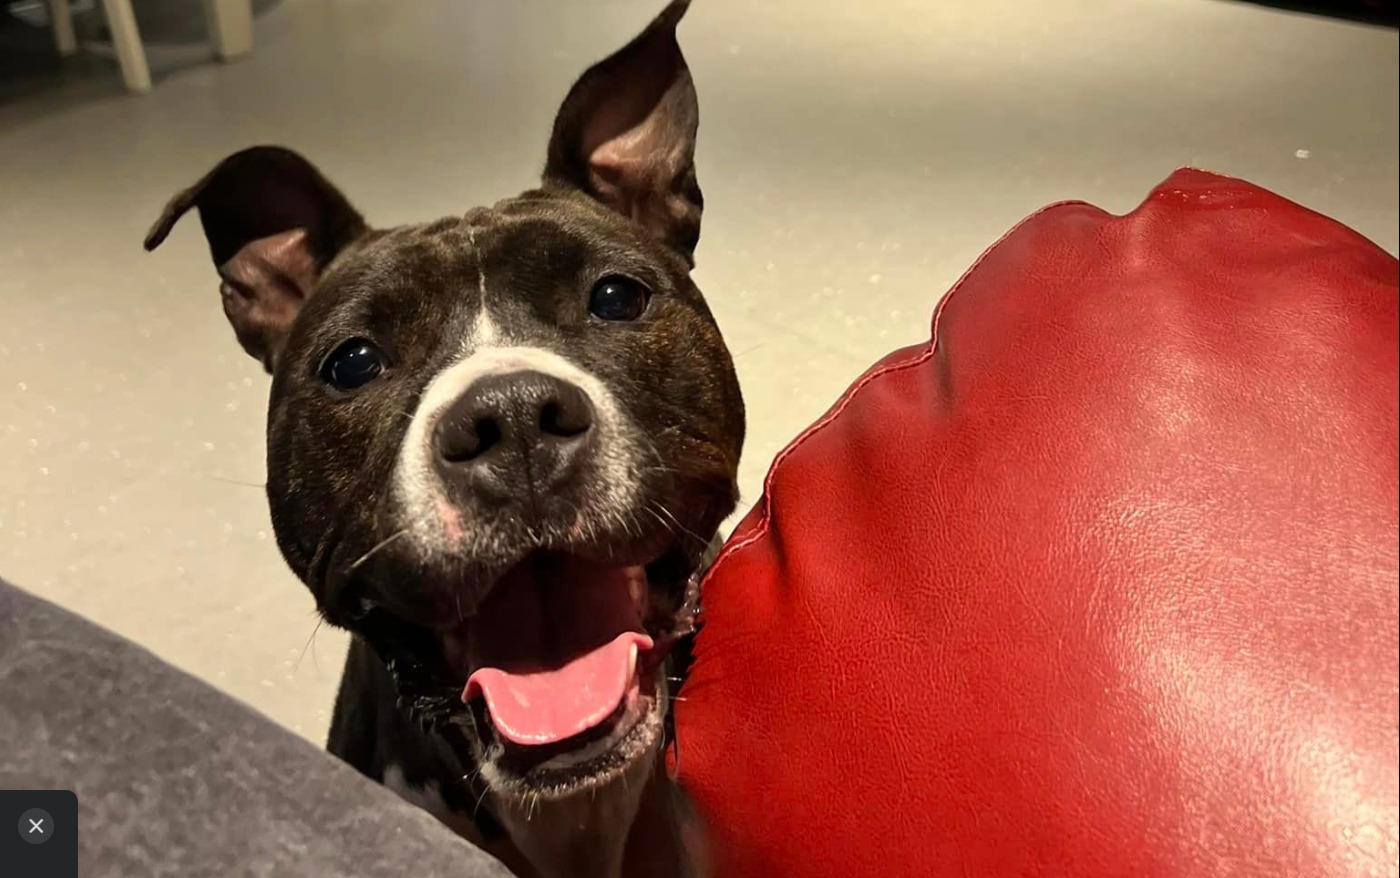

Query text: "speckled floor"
[1, 0, 1396, 741]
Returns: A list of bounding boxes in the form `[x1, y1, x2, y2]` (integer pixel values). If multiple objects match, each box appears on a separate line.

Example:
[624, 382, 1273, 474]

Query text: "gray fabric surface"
[0, 578, 511, 878]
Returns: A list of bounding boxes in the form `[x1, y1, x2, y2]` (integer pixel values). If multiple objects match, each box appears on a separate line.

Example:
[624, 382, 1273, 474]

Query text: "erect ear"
[144, 146, 368, 372]
[543, 0, 702, 263]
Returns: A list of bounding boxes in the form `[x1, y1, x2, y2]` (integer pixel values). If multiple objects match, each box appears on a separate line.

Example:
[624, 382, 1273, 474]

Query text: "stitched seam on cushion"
[706, 200, 1092, 574]
[1179, 165, 1230, 178]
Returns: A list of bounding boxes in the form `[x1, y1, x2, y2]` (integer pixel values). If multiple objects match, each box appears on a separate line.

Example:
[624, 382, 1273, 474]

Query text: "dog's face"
[147, 0, 740, 809]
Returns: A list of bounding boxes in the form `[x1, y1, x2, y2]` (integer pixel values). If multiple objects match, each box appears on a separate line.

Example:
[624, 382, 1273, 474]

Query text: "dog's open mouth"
[416, 549, 695, 788]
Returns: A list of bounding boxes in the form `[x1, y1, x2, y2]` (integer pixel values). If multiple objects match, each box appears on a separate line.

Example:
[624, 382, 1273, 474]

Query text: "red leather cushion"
[675, 169, 1399, 878]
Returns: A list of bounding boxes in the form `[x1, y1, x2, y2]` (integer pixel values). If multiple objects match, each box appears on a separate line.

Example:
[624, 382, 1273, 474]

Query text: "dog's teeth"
[627, 643, 638, 678]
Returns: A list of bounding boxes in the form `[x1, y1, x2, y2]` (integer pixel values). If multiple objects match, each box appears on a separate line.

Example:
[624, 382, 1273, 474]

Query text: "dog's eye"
[320, 338, 385, 391]
[588, 276, 650, 322]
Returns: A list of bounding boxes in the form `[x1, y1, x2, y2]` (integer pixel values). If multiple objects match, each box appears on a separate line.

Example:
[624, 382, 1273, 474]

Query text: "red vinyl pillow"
[675, 169, 1399, 878]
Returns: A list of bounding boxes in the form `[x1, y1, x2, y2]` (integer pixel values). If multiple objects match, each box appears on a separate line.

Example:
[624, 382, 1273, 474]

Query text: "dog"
[144, 2, 740, 876]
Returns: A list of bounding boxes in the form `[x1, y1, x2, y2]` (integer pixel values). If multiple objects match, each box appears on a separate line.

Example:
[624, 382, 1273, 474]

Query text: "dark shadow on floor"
[1232, 0, 1398, 26]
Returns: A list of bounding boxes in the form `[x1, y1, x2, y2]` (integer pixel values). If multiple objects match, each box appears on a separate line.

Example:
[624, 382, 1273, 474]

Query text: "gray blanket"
[0, 578, 511, 878]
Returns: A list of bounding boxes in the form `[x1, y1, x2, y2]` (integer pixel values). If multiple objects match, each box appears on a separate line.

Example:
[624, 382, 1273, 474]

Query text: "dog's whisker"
[623, 507, 644, 540]
[292, 616, 326, 675]
[646, 500, 708, 547]
[732, 341, 771, 359]
[471, 780, 493, 819]
[207, 474, 266, 489]
[347, 529, 409, 572]
[642, 506, 673, 544]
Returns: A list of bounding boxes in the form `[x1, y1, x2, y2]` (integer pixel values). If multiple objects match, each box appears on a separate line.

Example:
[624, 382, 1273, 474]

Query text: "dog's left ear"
[544, 0, 702, 263]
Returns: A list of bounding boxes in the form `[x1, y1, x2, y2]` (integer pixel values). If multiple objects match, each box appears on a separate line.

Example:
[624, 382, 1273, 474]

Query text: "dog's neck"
[491, 751, 696, 878]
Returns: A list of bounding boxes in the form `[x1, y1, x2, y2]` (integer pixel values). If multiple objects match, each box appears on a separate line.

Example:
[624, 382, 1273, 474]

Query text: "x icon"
[27, 817, 46, 834]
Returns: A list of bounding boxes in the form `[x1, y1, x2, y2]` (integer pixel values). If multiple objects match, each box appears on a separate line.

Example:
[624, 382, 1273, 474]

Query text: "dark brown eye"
[319, 338, 385, 391]
[588, 276, 650, 322]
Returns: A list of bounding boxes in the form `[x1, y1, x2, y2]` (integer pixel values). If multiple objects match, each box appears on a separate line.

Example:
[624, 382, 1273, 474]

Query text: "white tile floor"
[1, 0, 1396, 741]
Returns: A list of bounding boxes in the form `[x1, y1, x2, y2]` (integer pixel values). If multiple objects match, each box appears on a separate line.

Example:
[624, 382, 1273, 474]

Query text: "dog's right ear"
[144, 146, 368, 372]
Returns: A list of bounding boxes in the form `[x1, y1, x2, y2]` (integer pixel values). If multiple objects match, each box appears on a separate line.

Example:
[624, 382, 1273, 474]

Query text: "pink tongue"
[463, 631, 654, 746]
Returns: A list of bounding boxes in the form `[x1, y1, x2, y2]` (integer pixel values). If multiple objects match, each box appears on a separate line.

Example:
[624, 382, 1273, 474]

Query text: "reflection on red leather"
[675, 169, 1399, 878]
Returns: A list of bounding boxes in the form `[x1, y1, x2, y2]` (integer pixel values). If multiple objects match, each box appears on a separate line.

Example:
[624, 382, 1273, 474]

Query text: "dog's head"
[146, 0, 739, 809]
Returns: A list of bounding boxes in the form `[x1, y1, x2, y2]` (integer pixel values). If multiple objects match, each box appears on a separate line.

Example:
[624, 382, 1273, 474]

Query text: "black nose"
[433, 371, 596, 495]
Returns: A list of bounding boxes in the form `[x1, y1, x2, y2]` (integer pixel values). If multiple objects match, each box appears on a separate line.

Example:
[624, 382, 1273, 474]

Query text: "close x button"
[1, 790, 78, 877]
[19, 807, 55, 844]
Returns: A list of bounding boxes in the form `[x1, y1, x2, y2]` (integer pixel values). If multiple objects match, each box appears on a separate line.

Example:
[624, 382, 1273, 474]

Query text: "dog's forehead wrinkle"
[453, 221, 534, 359]
[463, 222, 491, 327]
[457, 195, 686, 296]
[338, 223, 478, 297]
